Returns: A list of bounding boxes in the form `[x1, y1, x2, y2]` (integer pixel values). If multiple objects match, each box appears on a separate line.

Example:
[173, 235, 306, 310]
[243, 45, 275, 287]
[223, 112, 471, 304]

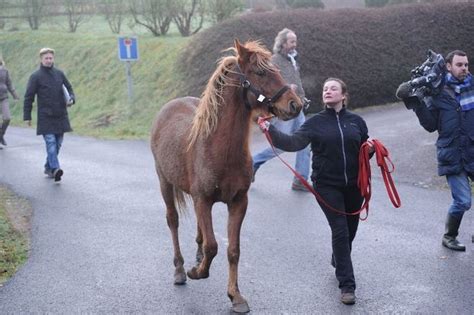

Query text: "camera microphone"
[395, 81, 412, 99]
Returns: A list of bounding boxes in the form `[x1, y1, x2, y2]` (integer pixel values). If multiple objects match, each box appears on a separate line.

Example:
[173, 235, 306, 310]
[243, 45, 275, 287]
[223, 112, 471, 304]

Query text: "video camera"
[396, 49, 446, 109]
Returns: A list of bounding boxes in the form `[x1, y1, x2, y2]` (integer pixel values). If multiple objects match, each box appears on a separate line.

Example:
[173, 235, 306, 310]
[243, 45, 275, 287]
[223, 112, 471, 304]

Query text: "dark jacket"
[414, 84, 474, 176]
[268, 107, 369, 186]
[0, 65, 18, 101]
[23, 64, 75, 135]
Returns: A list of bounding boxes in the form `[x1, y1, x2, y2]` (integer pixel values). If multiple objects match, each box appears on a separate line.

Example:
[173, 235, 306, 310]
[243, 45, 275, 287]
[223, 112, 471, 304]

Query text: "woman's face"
[322, 80, 345, 107]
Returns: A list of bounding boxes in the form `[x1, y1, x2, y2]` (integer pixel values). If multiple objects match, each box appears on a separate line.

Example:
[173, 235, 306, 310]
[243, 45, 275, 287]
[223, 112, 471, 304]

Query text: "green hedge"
[178, 2, 474, 109]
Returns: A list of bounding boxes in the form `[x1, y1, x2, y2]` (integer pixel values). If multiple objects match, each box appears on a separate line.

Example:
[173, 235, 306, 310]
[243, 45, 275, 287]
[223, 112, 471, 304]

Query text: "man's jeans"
[43, 134, 63, 171]
[252, 111, 310, 179]
[446, 171, 473, 218]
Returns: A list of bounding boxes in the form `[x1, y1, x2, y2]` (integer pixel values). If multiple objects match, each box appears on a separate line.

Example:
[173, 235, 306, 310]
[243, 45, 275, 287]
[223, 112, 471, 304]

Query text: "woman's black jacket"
[267, 107, 369, 187]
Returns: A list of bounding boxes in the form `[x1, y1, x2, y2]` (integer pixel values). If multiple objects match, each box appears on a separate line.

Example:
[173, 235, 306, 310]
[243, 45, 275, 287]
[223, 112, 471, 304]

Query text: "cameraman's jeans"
[43, 134, 63, 172]
[252, 111, 310, 180]
[446, 171, 473, 219]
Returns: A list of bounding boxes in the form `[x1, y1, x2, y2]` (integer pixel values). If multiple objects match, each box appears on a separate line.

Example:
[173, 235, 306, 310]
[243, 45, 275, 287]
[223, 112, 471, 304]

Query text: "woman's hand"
[257, 117, 270, 132]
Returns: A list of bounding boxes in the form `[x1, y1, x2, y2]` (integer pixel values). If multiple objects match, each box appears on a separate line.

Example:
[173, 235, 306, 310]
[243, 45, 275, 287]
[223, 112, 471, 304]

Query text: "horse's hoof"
[187, 267, 209, 279]
[174, 271, 187, 285]
[187, 267, 199, 279]
[232, 301, 250, 313]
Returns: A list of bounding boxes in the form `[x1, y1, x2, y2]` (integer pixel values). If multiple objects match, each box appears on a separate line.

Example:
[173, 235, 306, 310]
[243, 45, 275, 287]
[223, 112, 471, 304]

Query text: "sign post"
[118, 37, 139, 105]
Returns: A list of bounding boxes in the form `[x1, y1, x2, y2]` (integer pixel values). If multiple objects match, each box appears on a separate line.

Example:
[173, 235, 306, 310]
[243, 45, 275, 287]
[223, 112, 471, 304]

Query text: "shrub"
[177, 2, 474, 109]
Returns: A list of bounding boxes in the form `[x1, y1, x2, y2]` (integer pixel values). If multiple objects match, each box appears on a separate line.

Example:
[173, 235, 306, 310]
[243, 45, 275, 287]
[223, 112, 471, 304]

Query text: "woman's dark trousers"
[314, 182, 363, 293]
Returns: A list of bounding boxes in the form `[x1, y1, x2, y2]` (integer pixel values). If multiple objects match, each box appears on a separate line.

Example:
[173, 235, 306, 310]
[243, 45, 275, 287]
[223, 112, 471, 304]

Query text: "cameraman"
[398, 50, 472, 251]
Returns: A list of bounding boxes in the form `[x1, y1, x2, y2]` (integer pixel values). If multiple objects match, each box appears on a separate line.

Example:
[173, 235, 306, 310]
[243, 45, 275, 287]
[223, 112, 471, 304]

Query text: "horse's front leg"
[187, 197, 217, 279]
[226, 193, 250, 313]
[195, 223, 204, 264]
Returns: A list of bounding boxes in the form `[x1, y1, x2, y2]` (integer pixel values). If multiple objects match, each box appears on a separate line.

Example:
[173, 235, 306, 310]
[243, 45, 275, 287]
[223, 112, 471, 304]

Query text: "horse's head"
[234, 39, 302, 120]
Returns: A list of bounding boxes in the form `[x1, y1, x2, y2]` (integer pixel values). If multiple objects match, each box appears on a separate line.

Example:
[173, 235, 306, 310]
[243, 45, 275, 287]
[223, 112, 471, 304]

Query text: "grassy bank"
[0, 186, 31, 285]
[1, 29, 189, 139]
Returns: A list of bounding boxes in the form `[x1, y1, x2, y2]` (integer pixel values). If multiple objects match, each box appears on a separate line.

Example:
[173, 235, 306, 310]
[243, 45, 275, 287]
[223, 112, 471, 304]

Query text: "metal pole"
[125, 61, 133, 104]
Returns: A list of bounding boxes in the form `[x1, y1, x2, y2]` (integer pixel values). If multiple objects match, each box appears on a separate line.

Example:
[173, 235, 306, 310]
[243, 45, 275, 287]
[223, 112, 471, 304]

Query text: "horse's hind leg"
[160, 179, 187, 285]
[226, 194, 250, 313]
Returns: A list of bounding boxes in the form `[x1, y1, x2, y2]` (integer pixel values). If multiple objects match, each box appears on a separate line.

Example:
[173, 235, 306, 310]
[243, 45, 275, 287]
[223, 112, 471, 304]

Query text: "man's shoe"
[44, 168, 54, 178]
[53, 168, 63, 182]
[341, 292, 356, 305]
[442, 237, 466, 251]
[291, 180, 309, 192]
[0, 136, 6, 146]
[251, 167, 258, 183]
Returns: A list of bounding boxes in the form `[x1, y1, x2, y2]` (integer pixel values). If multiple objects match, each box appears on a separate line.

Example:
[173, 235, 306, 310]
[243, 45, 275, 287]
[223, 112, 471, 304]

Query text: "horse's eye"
[255, 69, 266, 76]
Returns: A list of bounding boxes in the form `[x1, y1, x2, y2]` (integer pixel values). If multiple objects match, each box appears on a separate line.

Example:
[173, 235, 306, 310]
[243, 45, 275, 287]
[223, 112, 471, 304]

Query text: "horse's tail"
[173, 186, 188, 216]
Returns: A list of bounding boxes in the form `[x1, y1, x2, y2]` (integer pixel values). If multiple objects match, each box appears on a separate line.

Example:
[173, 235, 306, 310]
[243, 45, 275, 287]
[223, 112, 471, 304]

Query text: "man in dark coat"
[24, 47, 75, 182]
[401, 50, 473, 251]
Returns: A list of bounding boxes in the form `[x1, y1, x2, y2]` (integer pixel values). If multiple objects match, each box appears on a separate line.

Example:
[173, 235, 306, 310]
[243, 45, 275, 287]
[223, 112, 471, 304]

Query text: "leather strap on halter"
[235, 64, 290, 112]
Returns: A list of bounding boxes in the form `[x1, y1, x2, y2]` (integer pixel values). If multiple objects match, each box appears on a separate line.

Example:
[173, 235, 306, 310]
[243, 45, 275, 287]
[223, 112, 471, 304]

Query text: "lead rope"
[259, 117, 401, 220]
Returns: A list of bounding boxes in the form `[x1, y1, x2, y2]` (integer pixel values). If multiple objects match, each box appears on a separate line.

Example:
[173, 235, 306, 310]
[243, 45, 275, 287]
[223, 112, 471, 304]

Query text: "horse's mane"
[188, 41, 273, 148]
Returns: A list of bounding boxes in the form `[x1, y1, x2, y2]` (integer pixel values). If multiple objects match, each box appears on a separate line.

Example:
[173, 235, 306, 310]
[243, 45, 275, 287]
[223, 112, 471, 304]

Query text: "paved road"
[0, 104, 473, 314]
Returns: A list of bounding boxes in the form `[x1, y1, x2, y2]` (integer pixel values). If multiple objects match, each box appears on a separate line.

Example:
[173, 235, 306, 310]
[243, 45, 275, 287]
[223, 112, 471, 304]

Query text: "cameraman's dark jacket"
[267, 107, 369, 186]
[414, 84, 474, 176]
[24, 64, 74, 135]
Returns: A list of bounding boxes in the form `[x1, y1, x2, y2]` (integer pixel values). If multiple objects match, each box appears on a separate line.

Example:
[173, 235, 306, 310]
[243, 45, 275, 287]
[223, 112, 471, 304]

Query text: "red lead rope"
[261, 127, 401, 220]
[358, 139, 401, 210]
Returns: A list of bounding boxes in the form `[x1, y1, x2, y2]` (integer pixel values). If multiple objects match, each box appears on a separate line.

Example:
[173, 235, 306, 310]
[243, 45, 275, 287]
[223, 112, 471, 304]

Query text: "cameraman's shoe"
[442, 214, 465, 251]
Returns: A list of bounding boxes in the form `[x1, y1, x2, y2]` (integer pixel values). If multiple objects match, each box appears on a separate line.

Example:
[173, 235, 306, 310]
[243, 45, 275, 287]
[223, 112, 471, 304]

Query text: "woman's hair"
[273, 28, 295, 54]
[323, 77, 349, 106]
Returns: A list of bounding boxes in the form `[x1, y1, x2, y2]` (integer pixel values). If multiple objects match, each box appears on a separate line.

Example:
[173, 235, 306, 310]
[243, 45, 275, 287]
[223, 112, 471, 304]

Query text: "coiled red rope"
[260, 120, 401, 220]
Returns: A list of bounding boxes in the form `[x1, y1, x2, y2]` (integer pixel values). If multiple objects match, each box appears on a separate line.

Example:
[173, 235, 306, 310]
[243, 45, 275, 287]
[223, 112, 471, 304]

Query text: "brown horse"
[150, 39, 302, 313]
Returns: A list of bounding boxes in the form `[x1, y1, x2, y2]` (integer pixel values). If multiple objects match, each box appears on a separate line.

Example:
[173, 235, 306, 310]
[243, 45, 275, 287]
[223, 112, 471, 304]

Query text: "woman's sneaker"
[341, 292, 356, 305]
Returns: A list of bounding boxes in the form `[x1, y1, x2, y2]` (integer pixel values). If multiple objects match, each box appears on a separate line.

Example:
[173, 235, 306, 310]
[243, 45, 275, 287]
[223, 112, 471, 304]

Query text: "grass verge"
[0, 185, 31, 285]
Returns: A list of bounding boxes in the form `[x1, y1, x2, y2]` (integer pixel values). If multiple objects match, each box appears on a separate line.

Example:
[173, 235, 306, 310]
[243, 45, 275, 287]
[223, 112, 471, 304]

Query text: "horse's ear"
[234, 39, 250, 62]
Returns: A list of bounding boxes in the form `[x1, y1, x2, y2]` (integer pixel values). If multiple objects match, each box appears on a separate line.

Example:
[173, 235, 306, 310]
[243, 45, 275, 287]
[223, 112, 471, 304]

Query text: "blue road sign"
[118, 37, 139, 61]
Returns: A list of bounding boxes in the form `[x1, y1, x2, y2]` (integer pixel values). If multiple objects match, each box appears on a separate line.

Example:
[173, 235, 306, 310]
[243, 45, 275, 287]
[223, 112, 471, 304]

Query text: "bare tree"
[22, 0, 47, 30]
[98, 0, 127, 34]
[171, 0, 205, 37]
[63, 0, 92, 33]
[129, 0, 173, 37]
[206, 0, 243, 23]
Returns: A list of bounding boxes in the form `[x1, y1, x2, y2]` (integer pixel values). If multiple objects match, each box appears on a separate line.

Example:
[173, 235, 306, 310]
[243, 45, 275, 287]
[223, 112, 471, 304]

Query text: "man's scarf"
[446, 73, 474, 111]
[287, 51, 298, 71]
